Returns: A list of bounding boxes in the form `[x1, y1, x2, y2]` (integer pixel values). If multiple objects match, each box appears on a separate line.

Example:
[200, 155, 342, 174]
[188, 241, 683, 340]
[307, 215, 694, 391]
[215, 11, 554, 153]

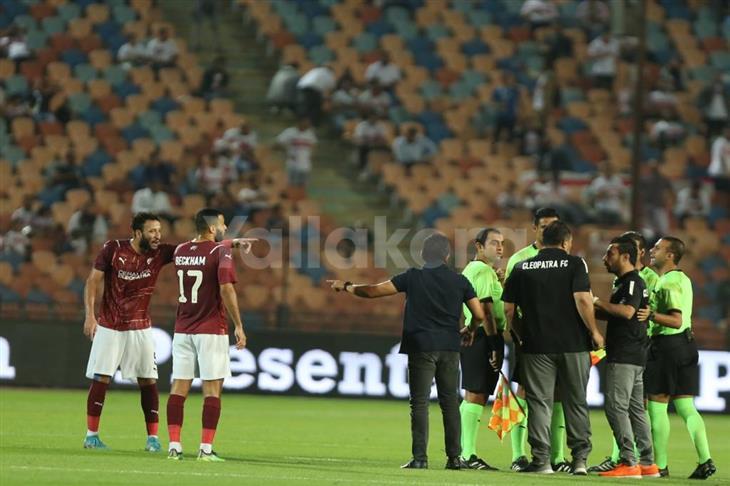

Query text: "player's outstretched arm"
[327, 280, 398, 298]
[220, 283, 246, 349]
[83, 269, 104, 340]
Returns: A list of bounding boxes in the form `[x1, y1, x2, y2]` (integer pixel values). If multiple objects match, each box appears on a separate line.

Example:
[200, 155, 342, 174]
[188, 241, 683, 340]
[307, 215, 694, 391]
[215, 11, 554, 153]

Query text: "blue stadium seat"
[82, 149, 113, 177]
[121, 123, 149, 144]
[61, 49, 88, 68]
[150, 96, 180, 117]
[81, 105, 106, 126]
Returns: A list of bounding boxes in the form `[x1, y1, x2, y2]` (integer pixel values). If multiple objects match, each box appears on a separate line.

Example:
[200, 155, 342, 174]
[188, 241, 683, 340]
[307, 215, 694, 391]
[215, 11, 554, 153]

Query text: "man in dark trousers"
[328, 232, 486, 470]
[502, 221, 604, 475]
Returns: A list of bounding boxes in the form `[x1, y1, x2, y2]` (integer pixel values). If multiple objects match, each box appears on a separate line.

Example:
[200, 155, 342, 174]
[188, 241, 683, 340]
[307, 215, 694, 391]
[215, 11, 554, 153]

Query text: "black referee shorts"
[644, 332, 700, 396]
[460, 329, 504, 396]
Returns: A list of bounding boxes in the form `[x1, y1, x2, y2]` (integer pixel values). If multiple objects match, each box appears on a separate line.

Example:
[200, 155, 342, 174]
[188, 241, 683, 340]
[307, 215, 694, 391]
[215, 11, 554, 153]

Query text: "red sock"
[167, 394, 186, 443]
[201, 396, 221, 445]
[139, 383, 159, 436]
[86, 380, 109, 433]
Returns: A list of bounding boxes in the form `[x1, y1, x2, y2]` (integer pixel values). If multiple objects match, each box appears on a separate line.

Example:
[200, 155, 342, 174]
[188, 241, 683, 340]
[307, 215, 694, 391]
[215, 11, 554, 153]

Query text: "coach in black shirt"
[593, 236, 654, 475]
[502, 221, 604, 475]
[328, 233, 486, 470]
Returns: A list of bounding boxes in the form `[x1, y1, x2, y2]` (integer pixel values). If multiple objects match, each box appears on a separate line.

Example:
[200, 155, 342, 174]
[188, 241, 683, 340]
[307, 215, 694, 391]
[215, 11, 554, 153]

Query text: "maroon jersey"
[173, 240, 237, 334]
[94, 240, 175, 331]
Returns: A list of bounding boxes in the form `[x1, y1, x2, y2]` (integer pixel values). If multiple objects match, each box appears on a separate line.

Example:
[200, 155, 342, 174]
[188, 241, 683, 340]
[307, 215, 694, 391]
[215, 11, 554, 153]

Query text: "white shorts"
[85, 326, 158, 380]
[171, 333, 231, 381]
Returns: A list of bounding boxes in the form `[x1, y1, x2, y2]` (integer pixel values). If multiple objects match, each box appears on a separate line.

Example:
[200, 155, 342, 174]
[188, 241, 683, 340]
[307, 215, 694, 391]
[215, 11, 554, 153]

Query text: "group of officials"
[80, 206, 716, 479]
[331, 207, 716, 480]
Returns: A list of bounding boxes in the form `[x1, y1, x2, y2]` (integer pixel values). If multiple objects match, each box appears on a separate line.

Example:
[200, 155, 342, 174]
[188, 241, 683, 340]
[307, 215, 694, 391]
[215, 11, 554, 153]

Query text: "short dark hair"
[533, 207, 560, 226]
[131, 212, 160, 232]
[662, 236, 685, 264]
[195, 208, 224, 233]
[475, 227, 500, 245]
[620, 230, 648, 251]
[422, 232, 451, 263]
[542, 220, 572, 246]
[610, 236, 638, 266]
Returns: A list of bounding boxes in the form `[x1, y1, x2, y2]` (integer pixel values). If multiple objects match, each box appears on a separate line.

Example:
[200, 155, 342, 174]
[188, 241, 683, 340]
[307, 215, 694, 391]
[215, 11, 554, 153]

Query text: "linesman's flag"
[590, 348, 607, 366]
[488, 373, 526, 441]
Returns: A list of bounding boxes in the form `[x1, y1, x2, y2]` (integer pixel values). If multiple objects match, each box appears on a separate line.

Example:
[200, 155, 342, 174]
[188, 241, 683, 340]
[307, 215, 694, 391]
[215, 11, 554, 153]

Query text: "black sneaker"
[401, 458, 428, 469]
[659, 466, 669, 477]
[552, 461, 574, 473]
[511, 456, 529, 471]
[688, 459, 716, 480]
[465, 455, 498, 470]
[587, 456, 616, 473]
[445, 457, 468, 470]
[518, 461, 554, 474]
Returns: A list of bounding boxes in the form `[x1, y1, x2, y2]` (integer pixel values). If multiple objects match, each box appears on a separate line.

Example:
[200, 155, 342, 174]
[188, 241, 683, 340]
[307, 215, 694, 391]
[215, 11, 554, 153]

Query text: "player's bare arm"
[220, 282, 246, 349]
[637, 308, 682, 329]
[574, 291, 605, 349]
[83, 268, 104, 340]
[327, 279, 399, 298]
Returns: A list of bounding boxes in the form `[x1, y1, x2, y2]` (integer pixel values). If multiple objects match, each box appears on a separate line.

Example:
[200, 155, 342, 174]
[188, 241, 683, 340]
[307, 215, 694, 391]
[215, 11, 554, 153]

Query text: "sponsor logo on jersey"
[147, 258, 153, 264]
[117, 269, 152, 281]
[175, 256, 207, 266]
[118, 257, 126, 265]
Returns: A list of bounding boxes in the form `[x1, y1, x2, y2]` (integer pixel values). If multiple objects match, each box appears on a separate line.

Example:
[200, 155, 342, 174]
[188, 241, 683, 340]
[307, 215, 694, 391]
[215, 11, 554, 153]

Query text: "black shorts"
[644, 332, 699, 396]
[460, 330, 504, 395]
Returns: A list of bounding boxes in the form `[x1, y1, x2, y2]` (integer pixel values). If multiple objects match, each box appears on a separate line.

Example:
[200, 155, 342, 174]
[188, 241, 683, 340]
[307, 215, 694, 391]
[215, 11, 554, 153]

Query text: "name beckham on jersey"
[521, 259, 570, 270]
[175, 256, 207, 266]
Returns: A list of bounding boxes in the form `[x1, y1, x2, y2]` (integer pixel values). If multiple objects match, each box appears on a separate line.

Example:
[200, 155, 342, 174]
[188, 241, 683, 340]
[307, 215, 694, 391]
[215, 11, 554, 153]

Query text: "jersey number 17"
[177, 269, 203, 303]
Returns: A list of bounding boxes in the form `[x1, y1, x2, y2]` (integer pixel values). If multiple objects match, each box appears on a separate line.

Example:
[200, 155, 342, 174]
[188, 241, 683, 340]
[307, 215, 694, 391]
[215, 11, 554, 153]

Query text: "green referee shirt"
[639, 265, 659, 295]
[649, 269, 693, 336]
[462, 260, 507, 332]
[506, 243, 539, 279]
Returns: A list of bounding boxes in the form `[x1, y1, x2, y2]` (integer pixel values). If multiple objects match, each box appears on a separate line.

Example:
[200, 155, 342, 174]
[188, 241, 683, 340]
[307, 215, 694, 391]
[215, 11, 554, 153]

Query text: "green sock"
[648, 401, 670, 469]
[550, 402, 566, 464]
[674, 397, 712, 463]
[610, 437, 621, 462]
[460, 401, 484, 459]
[511, 396, 528, 461]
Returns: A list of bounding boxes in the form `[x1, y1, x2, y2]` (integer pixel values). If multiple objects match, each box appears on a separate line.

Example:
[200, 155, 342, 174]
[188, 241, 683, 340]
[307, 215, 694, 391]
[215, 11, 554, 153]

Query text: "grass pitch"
[1, 388, 728, 485]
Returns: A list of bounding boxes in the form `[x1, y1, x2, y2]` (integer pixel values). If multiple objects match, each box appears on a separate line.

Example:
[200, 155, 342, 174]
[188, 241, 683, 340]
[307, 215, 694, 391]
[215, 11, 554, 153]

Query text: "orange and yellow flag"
[590, 348, 607, 366]
[488, 375, 526, 441]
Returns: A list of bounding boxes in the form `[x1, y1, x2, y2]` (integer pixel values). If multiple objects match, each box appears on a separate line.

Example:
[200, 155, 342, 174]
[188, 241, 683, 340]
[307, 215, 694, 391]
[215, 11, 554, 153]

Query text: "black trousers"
[407, 351, 461, 461]
[296, 87, 323, 125]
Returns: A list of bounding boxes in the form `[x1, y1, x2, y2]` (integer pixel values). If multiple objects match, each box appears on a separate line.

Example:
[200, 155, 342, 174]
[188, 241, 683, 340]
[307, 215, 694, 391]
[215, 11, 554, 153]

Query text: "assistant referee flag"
[488, 375, 526, 440]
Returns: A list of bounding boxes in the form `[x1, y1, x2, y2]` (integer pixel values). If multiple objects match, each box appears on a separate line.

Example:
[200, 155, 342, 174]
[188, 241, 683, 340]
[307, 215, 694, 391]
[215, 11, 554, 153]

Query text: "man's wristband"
[344, 281, 353, 292]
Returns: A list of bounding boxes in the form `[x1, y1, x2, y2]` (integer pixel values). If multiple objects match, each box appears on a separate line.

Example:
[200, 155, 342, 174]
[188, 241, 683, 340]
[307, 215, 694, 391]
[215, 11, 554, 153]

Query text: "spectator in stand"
[267, 62, 300, 114]
[0, 220, 31, 259]
[276, 118, 317, 187]
[117, 32, 148, 70]
[640, 159, 673, 238]
[587, 31, 620, 90]
[191, 0, 220, 51]
[534, 136, 571, 176]
[697, 73, 730, 139]
[674, 180, 711, 227]
[199, 56, 229, 100]
[296, 64, 335, 126]
[364, 50, 401, 90]
[11, 195, 36, 227]
[709, 127, 730, 192]
[392, 126, 437, 175]
[237, 175, 268, 218]
[584, 161, 627, 225]
[527, 171, 589, 224]
[216, 120, 258, 173]
[542, 22, 573, 66]
[491, 72, 521, 153]
[497, 181, 523, 218]
[3, 94, 32, 119]
[520, 0, 558, 32]
[354, 111, 388, 175]
[131, 180, 176, 221]
[67, 201, 109, 255]
[576, 0, 610, 39]
[650, 109, 686, 150]
[31, 205, 55, 235]
[659, 57, 685, 92]
[194, 153, 235, 197]
[358, 81, 391, 117]
[130, 154, 175, 190]
[146, 28, 178, 69]
[532, 63, 559, 130]
[331, 76, 361, 130]
[5, 27, 31, 65]
[44, 151, 84, 193]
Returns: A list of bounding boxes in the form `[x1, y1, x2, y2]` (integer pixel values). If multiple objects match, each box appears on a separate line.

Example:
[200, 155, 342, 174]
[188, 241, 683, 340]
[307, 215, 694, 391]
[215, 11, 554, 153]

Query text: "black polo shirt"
[606, 270, 649, 366]
[391, 263, 477, 354]
[501, 247, 592, 354]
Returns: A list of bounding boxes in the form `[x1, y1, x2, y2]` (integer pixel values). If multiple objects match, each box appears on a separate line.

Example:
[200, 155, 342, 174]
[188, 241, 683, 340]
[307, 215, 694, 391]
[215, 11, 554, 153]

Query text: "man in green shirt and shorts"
[637, 237, 716, 480]
[459, 228, 505, 470]
[504, 208, 572, 473]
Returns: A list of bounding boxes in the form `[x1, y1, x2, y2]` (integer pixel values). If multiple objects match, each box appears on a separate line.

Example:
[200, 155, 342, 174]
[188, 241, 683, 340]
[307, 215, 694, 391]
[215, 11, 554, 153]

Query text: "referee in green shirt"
[458, 228, 505, 470]
[505, 207, 572, 472]
[637, 237, 716, 480]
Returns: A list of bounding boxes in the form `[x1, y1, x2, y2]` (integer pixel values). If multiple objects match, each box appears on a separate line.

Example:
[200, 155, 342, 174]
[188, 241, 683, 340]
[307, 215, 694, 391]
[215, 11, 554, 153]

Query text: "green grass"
[1, 388, 727, 485]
